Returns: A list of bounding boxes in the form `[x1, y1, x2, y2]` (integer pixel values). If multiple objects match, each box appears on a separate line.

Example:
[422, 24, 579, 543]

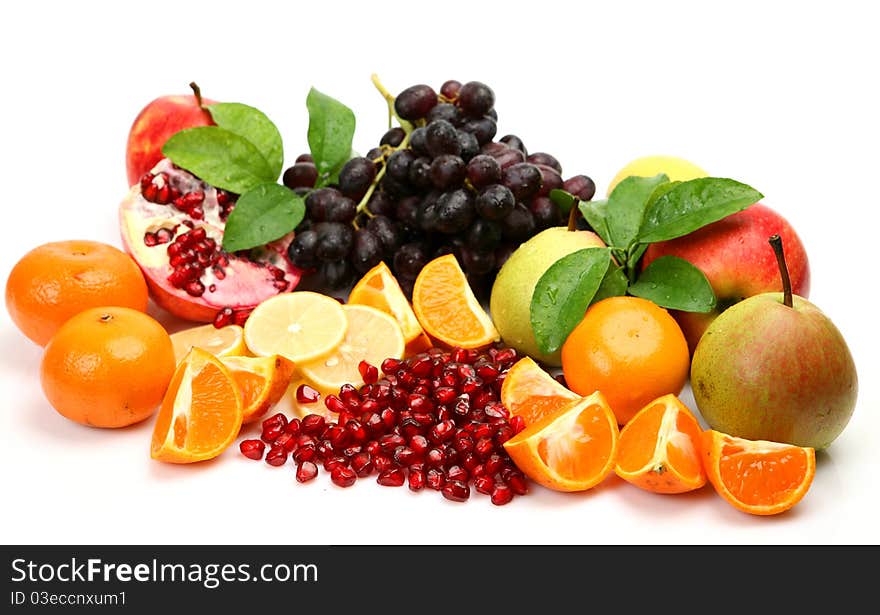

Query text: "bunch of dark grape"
[282, 79, 596, 297]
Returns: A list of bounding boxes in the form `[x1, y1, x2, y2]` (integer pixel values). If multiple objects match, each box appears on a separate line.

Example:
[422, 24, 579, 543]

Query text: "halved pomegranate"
[119, 158, 302, 323]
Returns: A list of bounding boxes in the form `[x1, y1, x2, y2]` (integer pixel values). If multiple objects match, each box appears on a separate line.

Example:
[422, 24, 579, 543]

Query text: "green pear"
[691, 235, 857, 449]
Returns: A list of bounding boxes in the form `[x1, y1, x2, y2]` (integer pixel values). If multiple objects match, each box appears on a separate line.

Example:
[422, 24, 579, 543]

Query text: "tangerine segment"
[221, 354, 296, 424]
[501, 357, 580, 426]
[349, 262, 426, 344]
[151, 348, 243, 463]
[615, 394, 706, 494]
[701, 430, 816, 516]
[299, 305, 406, 393]
[170, 323, 246, 363]
[503, 391, 619, 492]
[412, 255, 499, 349]
[243, 291, 347, 363]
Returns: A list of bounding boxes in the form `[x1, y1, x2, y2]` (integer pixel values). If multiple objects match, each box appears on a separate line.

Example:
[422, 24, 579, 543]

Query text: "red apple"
[125, 83, 215, 187]
[642, 203, 810, 353]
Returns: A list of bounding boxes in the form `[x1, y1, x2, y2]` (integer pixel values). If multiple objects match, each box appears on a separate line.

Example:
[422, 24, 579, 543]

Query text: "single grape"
[386, 149, 416, 184]
[502, 162, 543, 201]
[500, 203, 536, 241]
[500, 135, 527, 155]
[323, 196, 357, 223]
[460, 116, 497, 145]
[410, 127, 428, 156]
[534, 164, 564, 196]
[434, 189, 475, 234]
[380, 174, 413, 199]
[417, 195, 441, 232]
[527, 152, 562, 174]
[407, 156, 433, 190]
[314, 222, 354, 261]
[338, 157, 377, 200]
[305, 187, 343, 221]
[286, 229, 319, 269]
[282, 162, 317, 190]
[430, 155, 466, 190]
[456, 130, 480, 161]
[440, 79, 462, 99]
[461, 247, 495, 276]
[320, 259, 354, 290]
[380, 126, 406, 147]
[529, 196, 564, 229]
[425, 119, 462, 157]
[475, 184, 515, 220]
[393, 242, 430, 279]
[394, 84, 438, 120]
[563, 175, 597, 201]
[395, 195, 422, 230]
[427, 102, 462, 126]
[351, 229, 384, 274]
[465, 218, 502, 252]
[483, 142, 526, 170]
[365, 147, 385, 166]
[366, 215, 403, 258]
[466, 154, 502, 188]
[457, 81, 495, 117]
[366, 191, 395, 217]
[295, 153, 314, 163]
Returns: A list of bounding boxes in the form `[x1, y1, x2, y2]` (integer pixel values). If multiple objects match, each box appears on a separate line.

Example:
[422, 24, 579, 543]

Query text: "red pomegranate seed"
[472, 463, 487, 478]
[381, 358, 403, 374]
[372, 454, 394, 473]
[339, 383, 360, 404]
[342, 445, 362, 457]
[365, 413, 384, 436]
[233, 310, 250, 327]
[293, 444, 316, 463]
[408, 467, 426, 491]
[495, 425, 514, 445]
[434, 387, 457, 404]
[351, 452, 373, 477]
[451, 348, 470, 363]
[442, 480, 470, 502]
[274, 432, 297, 453]
[296, 461, 318, 483]
[461, 452, 480, 472]
[409, 434, 429, 455]
[365, 440, 381, 457]
[324, 395, 346, 414]
[508, 473, 529, 496]
[379, 433, 406, 454]
[331, 466, 357, 488]
[323, 456, 349, 472]
[239, 439, 265, 460]
[476, 363, 500, 382]
[316, 439, 335, 459]
[485, 454, 504, 475]
[380, 407, 398, 429]
[393, 446, 419, 466]
[358, 360, 379, 384]
[474, 475, 495, 495]
[283, 418, 301, 436]
[429, 420, 456, 444]
[143, 232, 158, 247]
[475, 436, 494, 458]
[453, 434, 474, 454]
[261, 424, 284, 443]
[494, 348, 517, 364]
[484, 402, 509, 420]
[300, 414, 326, 437]
[491, 484, 514, 506]
[296, 384, 321, 404]
[377, 468, 406, 487]
[213, 307, 234, 328]
[510, 414, 526, 434]
[426, 468, 446, 490]
[265, 446, 288, 467]
[447, 465, 468, 482]
[345, 419, 368, 443]
[425, 448, 444, 468]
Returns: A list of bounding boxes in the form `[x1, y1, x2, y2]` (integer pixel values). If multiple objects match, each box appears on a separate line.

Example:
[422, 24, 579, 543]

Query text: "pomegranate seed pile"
[240, 345, 529, 505]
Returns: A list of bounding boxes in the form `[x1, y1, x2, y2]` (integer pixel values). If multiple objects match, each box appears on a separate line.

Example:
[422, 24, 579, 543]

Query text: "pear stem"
[768, 234, 793, 308]
[189, 82, 205, 109]
[567, 198, 580, 231]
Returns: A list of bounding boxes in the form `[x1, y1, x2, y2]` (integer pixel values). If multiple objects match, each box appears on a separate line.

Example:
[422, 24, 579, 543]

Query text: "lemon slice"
[243, 291, 347, 363]
[170, 323, 246, 363]
[299, 304, 405, 393]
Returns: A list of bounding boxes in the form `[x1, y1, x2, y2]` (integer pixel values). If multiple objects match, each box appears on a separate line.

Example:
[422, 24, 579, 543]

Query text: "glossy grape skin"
[394, 84, 438, 120]
[386, 149, 416, 184]
[380, 126, 406, 147]
[425, 120, 462, 158]
[527, 152, 562, 174]
[440, 80, 462, 99]
[500, 134, 527, 155]
[529, 196, 564, 229]
[338, 157, 377, 200]
[430, 155, 466, 190]
[287, 229, 319, 269]
[394, 242, 430, 279]
[502, 162, 543, 201]
[500, 203, 536, 241]
[457, 81, 495, 117]
[314, 222, 354, 261]
[475, 184, 515, 221]
[433, 189, 475, 234]
[465, 218, 502, 252]
[366, 215, 403, 258]
[427, 103, 462, 126]
[534, 164, 564, 197]
[460, 117, 497, 145]
[351, 229, 384, 274]
[466, 155, 502, 188]
[323, 196, 357, 223]
[563, 175, 597, 201]
[282, 162, 317, 190]
[305, 187, 343, 221]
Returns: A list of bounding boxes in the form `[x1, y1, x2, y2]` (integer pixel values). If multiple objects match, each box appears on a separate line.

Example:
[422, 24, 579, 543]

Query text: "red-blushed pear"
[690, 235, 857, 450]
[125, 82, 215, 187]
[642, 203, 810, 354]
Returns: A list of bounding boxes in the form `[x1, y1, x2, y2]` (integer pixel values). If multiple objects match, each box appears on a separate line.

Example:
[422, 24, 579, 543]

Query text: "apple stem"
[189, 82, 205, 109]
[567, 199, 580, 231]
[768, 234, 793, 308]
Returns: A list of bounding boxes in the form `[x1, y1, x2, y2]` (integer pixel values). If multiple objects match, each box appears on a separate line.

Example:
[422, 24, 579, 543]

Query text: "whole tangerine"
[561, 296, 690, 425]
[40, 306, 176, 428]
[5, 240, 149, 346]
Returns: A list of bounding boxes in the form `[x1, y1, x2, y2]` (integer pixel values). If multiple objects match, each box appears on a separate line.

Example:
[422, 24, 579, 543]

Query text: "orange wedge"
[220, 355, 296, 424]
[501, 357, 580, 426]
[701, 430, 816, 516]
[349, 262, 427, 348]
[299, 304, 405, 393]
[503, 391, 619, 492]
[170, 323, 246, 363]
[614, 394, 706, 494]
[412, 254, 499, 349]
[150, 347, 243, 463]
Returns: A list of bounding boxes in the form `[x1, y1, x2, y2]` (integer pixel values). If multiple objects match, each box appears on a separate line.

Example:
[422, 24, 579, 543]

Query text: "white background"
[1, 0, 877, 545]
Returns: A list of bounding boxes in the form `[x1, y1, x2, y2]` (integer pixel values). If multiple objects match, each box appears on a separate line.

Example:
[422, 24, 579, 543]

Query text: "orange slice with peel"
[349, 262, 427, 347]
[701, 430, 816, 516]
[150, 347, 243, 463]
[501, 357, 580, 426]
[412, 254, 499, 349]
[220, 354, 296, 424]
[614, 394, 706, 494]
[503, 391, 619, 492]
[170, 323, 246, 363]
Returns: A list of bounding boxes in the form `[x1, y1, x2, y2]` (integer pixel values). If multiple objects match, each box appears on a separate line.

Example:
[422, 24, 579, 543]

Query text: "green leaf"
[593, 262, 629, 304]
[628, 255, 716, 312]
[530, 248, 612, 354]
[636, 177, 763, 244]
[207, 102, 284, 181]
[306, 88, 356, 178]
[162, 126, 275, 194]
[606, 174, 669, 249]
[549, 189, 576, 215]
[221, 183, 304, 252]
[578, 199, 612, 246]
